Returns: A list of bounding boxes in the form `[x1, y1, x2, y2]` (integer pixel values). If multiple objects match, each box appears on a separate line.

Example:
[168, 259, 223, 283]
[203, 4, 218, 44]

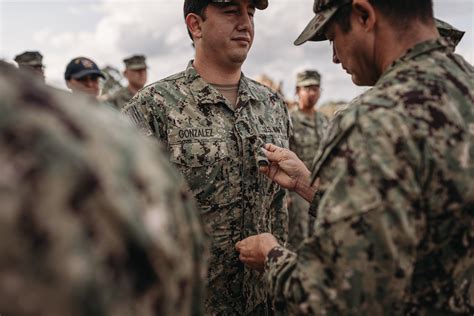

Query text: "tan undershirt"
[211, 83, 239, 108]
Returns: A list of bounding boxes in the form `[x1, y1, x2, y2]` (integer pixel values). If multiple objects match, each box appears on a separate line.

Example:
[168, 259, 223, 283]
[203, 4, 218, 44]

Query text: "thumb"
[262, 146, 280, 163]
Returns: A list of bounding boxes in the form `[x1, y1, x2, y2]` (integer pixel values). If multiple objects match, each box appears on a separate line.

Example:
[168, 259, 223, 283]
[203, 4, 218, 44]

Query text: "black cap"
[64, 57, 105, 80]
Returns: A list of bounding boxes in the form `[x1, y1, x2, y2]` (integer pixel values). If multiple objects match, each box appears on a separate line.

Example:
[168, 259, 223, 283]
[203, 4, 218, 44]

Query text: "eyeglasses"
[76, 75, 100, 82]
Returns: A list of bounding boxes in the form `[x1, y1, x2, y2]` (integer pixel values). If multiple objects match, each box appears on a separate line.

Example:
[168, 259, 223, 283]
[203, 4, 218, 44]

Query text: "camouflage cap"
[296, 70, 321, 87]
[294, 0, 352, 45]
[14, 51, 43, 67]
[123, 54, 147, 70]
[211, 0, 268, 10]
[436, 18, 465, 49]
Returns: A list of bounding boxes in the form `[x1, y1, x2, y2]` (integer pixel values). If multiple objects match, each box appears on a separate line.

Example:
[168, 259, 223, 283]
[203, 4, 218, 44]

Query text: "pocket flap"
[169, 141, 228, 167]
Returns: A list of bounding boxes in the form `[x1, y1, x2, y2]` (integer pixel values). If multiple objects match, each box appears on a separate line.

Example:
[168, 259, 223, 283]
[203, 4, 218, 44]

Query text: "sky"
[1, 0, 473, 104]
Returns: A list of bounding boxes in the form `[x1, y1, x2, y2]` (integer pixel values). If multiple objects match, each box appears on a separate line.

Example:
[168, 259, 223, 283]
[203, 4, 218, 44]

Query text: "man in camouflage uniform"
[287, 70, 328, 249]
[14, 50, 45, 82]
[106, 55, 148, 110]
[0, 61, 207, 316]
[123, 0, 290, 314]
[236, 0, 473, 314]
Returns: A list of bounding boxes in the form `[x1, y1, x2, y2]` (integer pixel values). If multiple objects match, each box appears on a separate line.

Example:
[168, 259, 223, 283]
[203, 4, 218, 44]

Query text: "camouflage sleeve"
[265, 109, 425, 314]
[288, 112, 297, 153]
[271, 100, 292, 245]
[269, 184, 289, 245]
[122, 87, 168, 142]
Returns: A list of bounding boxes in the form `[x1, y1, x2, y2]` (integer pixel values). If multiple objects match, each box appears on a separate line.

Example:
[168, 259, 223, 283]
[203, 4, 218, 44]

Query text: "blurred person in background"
[64, 57, 105, 101]
[0, 60, 207, 316]
[105, 55, 148, 110]
[14, 51, 45, 82]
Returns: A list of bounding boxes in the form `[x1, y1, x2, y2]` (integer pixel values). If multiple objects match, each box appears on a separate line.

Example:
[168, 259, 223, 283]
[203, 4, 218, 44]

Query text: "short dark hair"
[331, 0, 434, 34]
[183, 0, 211, 40]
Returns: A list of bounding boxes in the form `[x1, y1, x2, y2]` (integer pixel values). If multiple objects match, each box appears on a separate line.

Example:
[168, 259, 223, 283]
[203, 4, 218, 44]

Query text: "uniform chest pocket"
[252, 133, 289, 207]
[258, 133, 289, 150]
[169, 141, 233, 207]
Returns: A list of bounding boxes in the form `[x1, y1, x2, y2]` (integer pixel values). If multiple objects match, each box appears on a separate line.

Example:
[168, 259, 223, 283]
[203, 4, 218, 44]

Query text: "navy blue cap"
[64, 57, 105, 80]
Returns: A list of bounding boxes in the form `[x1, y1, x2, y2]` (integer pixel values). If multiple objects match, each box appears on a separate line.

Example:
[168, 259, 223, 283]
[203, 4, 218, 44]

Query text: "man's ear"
[185, 13, 204, 40]
[352, 0, 376, 31]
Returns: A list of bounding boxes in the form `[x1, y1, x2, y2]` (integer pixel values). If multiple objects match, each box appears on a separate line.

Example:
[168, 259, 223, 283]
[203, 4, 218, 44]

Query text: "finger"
[263, 148, 281, 163]
[268, 165, 280, 182]
[235, 241, 241, 251]
[264, 143, 281, 153]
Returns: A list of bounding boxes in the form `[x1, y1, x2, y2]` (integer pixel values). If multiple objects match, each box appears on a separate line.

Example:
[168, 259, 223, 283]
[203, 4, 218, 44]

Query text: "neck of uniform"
[211, 82, 240, 108]
[192, 57, 242, 86]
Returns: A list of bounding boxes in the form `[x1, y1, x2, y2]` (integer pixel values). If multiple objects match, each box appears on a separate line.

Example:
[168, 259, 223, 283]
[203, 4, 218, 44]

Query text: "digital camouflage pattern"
[435, 18, 465, 52]
[107, 86, 135, 110]
[124, 54, 147, 70]
[288, 110, 328, 248]
[100, 65, 124, 97]
[265, 39, 474, 315]
[296, 70, 321, 87]
[290, 110, 328, 169]
[294, 0, 352, 44]
[14, 51, 43, 67]
[0, 62, 208, 316]
[123, 61, 291, 315]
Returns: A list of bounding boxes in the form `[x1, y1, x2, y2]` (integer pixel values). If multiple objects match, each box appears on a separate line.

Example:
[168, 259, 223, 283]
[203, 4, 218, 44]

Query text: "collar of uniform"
[185, 61, 232, 105]
[238, 75, 267, 103]
[378, 39, 448, 85]
[184, 61, 265, 106]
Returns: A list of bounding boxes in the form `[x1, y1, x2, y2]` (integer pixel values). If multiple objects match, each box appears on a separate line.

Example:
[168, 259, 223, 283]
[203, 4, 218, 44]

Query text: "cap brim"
[71, 69, 105, 80]
[435, 18, 465, 48]
[255, 0, 268, 10]
[294, 6, 339, 46]
[127, 64, 147, 70]
[297, 79, 321, 87]
[19, 62, 43, 67]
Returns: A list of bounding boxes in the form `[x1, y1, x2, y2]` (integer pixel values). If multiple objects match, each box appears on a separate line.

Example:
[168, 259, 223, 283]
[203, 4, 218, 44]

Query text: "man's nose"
[237, 10, 253, 31]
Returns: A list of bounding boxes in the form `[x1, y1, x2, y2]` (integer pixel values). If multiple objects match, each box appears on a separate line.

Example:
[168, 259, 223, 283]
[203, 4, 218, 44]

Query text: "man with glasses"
[64, 57, 105, 101]
[14, 51, 45, 82]
[236, 0, 473, 314]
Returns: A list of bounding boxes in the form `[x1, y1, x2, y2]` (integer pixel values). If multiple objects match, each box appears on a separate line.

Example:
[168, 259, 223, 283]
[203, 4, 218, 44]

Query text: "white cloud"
[1, 0, 472, 103]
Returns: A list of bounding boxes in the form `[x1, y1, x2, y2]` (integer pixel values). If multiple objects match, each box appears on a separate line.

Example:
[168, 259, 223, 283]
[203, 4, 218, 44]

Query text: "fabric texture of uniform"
[14, 51, 43, 67]
[435, 18, 465, 51]
[296, 70, 322, 87]
[294, 0, 352, 44]
[265, 39, 474, 315]
[0, 61, 208, 316]
[123, 61, 291, 315]
[107, 86, 135, 110]
[123, 54, 147, 70]
[287, 110, 328, 249]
